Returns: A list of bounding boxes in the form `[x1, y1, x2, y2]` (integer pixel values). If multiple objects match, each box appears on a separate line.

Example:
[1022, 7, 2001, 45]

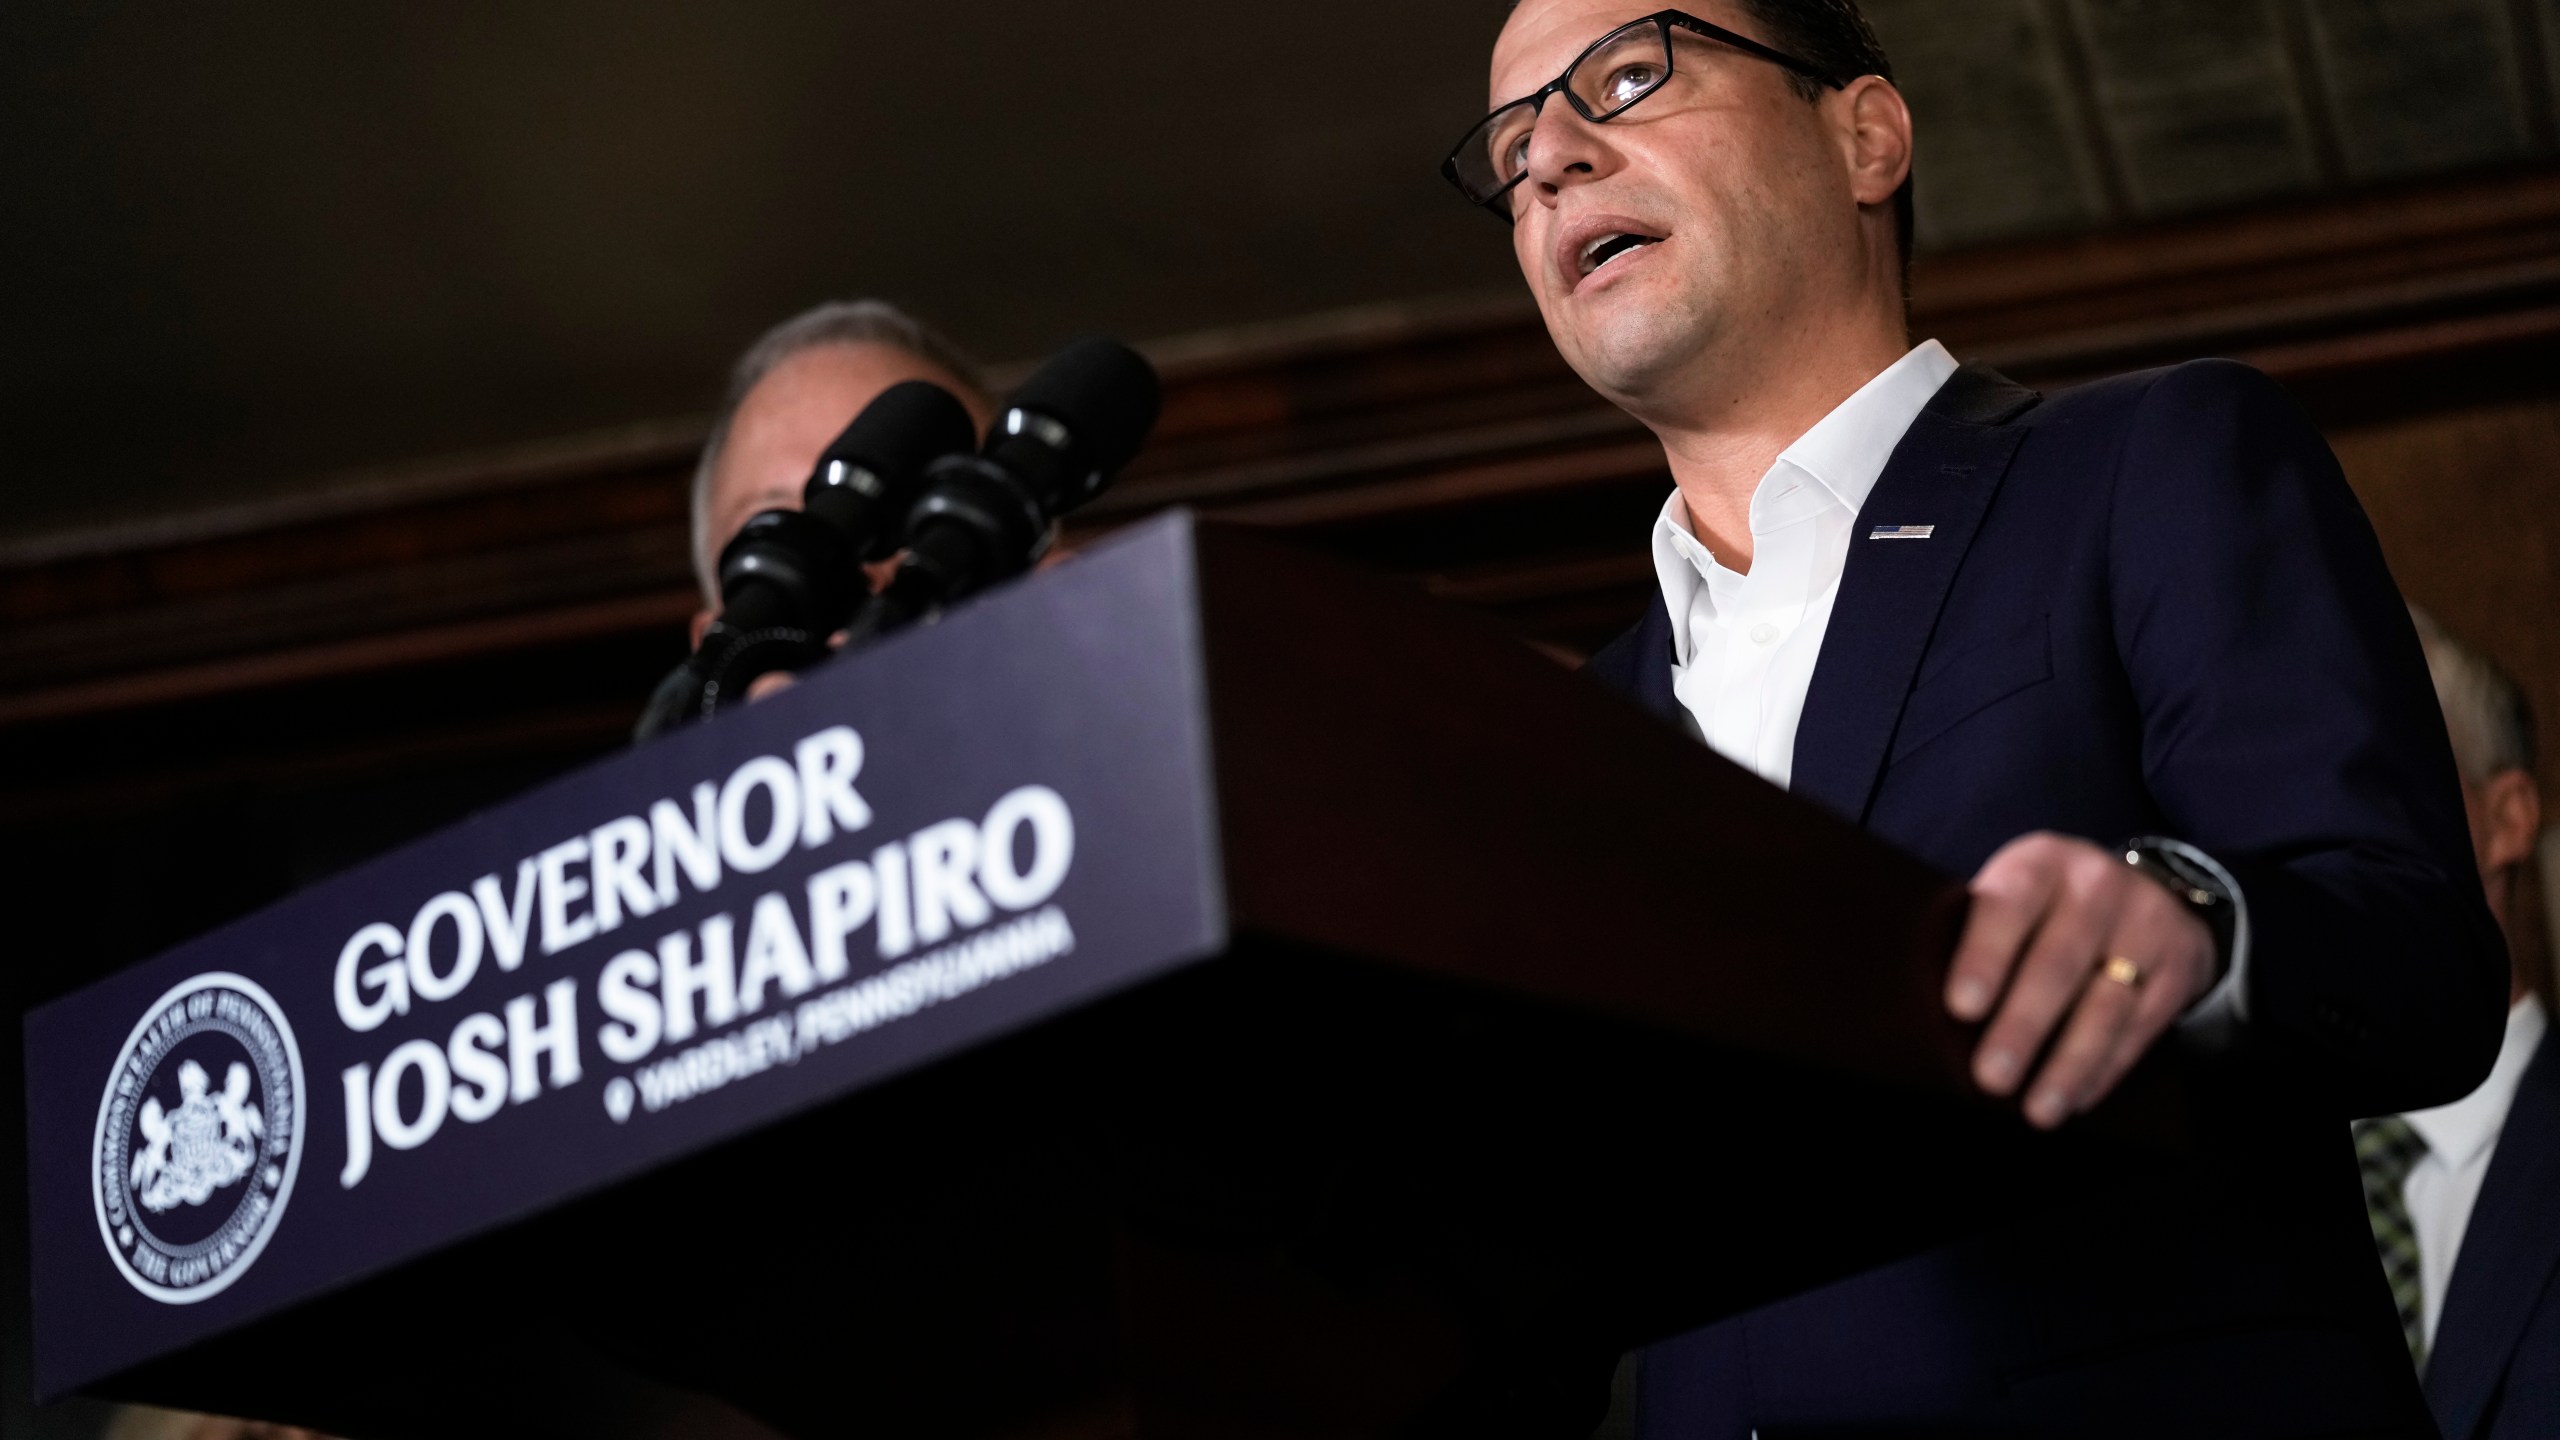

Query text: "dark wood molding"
[0, 418, 707, 570]
[3, 165, 2555, 729]
[0, 591, 698, 727]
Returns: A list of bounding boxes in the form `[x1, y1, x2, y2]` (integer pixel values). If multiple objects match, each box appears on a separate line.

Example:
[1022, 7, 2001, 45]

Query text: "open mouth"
[1579, 231, 1663, 279]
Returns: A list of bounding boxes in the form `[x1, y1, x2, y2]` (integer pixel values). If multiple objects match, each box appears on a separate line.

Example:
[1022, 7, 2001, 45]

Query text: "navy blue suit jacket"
[1587, 361, 2509, 1436]
[2427, 1028, 2560, 1439]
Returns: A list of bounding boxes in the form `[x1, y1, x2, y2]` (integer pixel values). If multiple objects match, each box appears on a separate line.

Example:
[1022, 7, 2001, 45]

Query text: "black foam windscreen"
[1001, 338, 1162, 478]
[822, 379, 978, 485]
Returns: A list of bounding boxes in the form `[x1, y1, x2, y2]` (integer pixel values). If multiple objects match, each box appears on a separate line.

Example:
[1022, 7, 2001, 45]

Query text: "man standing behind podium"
[1447, 0, 2507, 1431]
[637, 299, 994, 729]
[685, 298, 994, 633]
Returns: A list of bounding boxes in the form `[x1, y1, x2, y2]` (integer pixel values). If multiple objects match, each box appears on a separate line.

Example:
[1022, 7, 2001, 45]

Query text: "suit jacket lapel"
[1626, 594, 1678, 721]
[2426, 1034, 2560, 1440]
[1789, 364, 2038, 823]
[1585, 588, 1681, 723]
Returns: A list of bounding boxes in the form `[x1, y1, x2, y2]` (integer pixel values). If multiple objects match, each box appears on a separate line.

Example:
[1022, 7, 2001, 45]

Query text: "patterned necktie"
[2353, 1115, 2431, 1369]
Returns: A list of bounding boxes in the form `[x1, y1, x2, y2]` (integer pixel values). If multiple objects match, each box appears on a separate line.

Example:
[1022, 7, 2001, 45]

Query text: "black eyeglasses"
[1441, 10, 1843, 219]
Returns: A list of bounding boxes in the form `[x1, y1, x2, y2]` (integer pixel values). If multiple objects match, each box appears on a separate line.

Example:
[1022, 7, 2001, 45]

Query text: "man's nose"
[1522, 103, 1619, 205]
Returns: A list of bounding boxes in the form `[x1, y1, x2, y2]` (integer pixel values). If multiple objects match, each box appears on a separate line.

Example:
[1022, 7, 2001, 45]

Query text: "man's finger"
[2074, 982, 2180, 1117]
[1946, 838, 2062, 1021]
[1972, 863, 2123, 1095]
[2023, 959, 2142, 1128]
[2071, 902, 2214, 1113]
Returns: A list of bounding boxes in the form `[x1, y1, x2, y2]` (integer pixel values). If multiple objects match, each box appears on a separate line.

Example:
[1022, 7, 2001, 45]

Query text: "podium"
[22, 513, 2175, 1439]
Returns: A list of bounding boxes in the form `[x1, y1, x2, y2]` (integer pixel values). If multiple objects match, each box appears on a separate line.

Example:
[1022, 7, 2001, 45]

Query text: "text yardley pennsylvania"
[328, 723, 1077, 1188]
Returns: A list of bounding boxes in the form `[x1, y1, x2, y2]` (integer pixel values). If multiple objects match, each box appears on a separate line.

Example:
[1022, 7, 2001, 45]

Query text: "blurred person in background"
[2359, 607, 2557, 1440]
[685, 299, 995, 642]
[639, 300, 995, 730]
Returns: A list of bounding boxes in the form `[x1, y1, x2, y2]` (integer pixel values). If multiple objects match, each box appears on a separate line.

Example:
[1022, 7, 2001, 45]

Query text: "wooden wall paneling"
[0, 165, 2554, 814]
[2329, 394, 2560, 808]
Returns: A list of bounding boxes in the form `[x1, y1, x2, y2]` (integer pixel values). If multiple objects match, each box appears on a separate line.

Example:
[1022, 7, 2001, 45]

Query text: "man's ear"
[2482, 768, 2544, 873]
[1838, 75, 1913, 209]
[689, 607, 714, 650]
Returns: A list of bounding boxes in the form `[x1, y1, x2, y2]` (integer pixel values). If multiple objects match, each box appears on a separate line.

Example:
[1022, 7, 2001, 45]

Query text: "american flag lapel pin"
[1868, 524, 1935, 540]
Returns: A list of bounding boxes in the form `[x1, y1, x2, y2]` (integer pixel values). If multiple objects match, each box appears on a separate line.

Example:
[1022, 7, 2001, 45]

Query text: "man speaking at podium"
[1446, 0, 2508, 1431]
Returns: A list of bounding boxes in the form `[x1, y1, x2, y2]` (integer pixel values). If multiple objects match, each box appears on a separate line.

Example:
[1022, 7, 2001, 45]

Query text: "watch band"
[2122, 835, 2238, 974]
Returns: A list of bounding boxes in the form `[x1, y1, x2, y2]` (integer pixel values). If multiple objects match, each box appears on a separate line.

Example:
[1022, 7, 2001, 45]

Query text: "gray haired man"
[2355, 610, 2556, 1439]
[639, 301, 992, 733]
[686, 299, 992, 636]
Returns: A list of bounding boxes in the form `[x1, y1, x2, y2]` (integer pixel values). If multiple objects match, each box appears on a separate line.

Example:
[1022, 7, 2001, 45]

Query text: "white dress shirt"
[1647, 338, 2252, 1021]
[1649, 340, 1960, 787]
[2398, 994, 2550, 1350]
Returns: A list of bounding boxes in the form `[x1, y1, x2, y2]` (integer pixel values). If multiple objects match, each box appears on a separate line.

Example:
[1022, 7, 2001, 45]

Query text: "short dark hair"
[1733, 0, 1915, 276]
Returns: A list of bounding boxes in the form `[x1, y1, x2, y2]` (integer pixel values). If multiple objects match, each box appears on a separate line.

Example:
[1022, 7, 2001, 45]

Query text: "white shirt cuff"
[2154, 837, 2252, 1037]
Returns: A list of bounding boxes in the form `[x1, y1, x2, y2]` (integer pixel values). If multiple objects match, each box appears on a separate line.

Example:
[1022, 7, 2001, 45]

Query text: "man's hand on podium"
[745, 668, 803, 702]
[1942, 832, 2217, 1129]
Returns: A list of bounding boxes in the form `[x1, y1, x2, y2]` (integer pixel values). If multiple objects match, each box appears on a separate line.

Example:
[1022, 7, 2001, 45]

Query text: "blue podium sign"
[25, 514, 1229, 1399]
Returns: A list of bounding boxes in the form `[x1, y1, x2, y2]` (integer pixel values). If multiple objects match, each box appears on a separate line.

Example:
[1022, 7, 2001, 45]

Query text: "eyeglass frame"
[1440, 9, 1845, 220]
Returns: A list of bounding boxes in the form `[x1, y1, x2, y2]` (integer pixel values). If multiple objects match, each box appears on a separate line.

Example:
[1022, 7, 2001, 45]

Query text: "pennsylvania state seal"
[94, 973, 304, 1304]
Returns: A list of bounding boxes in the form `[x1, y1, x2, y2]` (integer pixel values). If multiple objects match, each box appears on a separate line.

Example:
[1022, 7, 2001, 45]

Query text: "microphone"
[648, 379, 979, 734]
[855, 338, 1161, 638]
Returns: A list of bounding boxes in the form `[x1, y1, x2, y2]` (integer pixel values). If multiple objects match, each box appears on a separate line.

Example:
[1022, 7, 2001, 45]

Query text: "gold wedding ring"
[2101, 955, 2144, 990]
